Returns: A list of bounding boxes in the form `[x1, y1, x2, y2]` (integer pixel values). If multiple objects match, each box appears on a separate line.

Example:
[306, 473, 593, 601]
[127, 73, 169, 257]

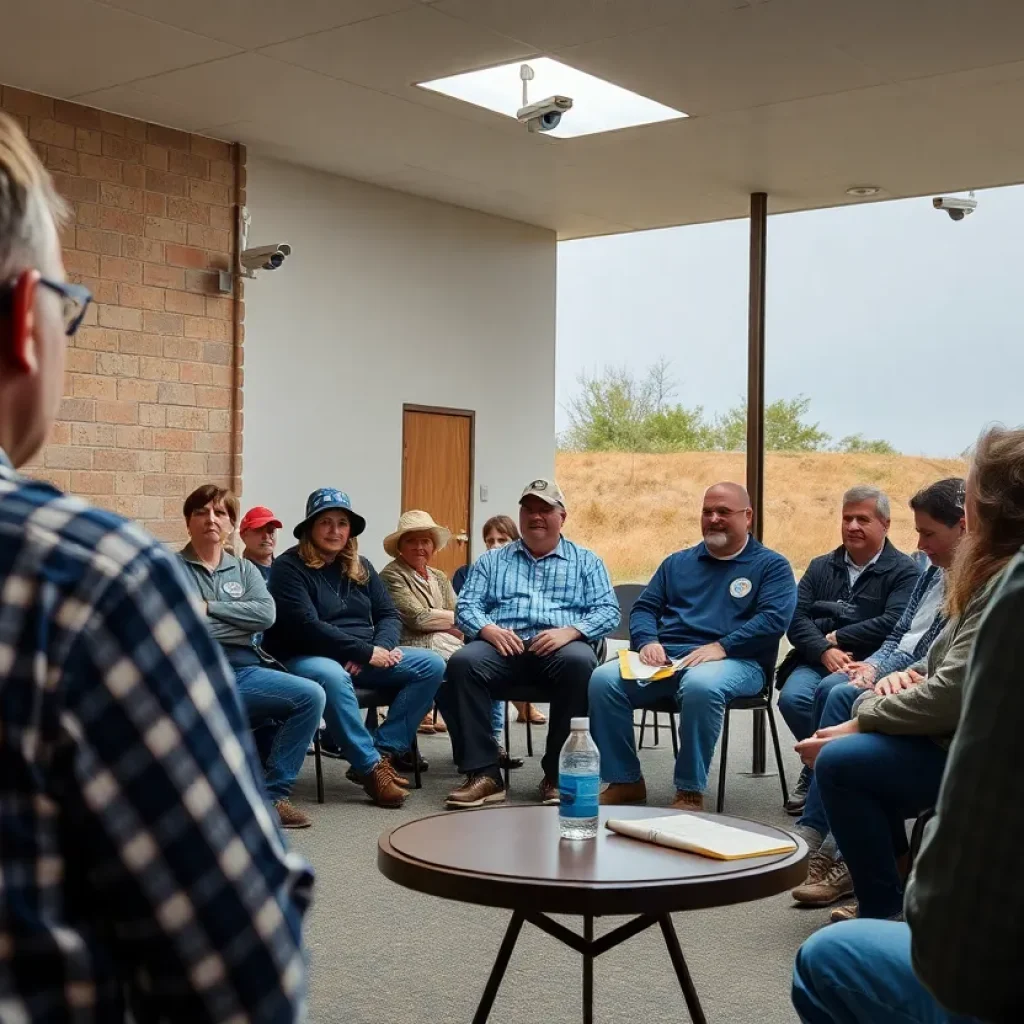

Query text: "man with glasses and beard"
[589, 482, 797, 810]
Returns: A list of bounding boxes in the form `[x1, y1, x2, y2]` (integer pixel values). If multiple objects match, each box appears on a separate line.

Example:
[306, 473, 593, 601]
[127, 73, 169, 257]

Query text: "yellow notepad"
[606, 813, 798, 861]
[618, 648, 684, 682]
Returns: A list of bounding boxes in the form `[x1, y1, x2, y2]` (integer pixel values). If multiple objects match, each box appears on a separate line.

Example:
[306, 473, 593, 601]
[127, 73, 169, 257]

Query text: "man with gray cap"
[441, 479, 619, 809]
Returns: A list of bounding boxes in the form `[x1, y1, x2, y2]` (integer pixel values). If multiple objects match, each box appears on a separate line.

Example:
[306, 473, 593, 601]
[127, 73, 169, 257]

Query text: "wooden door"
[401, 406, 473, 577]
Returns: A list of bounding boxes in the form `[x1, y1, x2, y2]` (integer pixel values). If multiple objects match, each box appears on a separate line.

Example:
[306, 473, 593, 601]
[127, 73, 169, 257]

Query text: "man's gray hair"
[842, 484, 891, 521]
[0, 111, 66, 278]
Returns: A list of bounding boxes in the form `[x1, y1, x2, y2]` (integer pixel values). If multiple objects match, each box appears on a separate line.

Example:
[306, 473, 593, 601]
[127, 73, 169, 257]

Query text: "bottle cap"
[570, 717, 589, 730]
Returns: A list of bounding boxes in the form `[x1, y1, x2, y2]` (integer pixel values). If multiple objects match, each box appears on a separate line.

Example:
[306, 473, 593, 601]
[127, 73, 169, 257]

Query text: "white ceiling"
[4, 0, 1024, 238]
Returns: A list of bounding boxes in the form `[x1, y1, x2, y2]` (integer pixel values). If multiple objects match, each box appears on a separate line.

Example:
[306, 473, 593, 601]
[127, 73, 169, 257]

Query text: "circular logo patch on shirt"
[223, 581, 244, 598]
[729, 577, 752, 599]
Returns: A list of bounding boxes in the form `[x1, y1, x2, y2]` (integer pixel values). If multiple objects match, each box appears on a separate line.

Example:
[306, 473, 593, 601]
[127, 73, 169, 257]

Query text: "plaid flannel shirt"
[0, 452, 312, 1023]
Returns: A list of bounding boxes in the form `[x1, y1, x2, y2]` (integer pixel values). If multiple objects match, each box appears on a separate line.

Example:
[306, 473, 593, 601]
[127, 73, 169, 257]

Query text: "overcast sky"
[556, 184, 1024, 457]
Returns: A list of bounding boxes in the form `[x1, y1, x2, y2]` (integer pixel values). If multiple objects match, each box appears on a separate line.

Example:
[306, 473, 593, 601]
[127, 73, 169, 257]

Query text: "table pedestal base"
[472, 910, 708, 1024]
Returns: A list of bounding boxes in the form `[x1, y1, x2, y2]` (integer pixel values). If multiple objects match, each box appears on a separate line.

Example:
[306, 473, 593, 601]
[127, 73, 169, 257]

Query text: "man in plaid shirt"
[0, 113, 312, 1020]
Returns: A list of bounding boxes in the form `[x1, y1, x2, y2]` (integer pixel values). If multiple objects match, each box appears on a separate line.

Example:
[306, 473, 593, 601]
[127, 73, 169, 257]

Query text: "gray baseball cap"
[520, 478, 566, 509]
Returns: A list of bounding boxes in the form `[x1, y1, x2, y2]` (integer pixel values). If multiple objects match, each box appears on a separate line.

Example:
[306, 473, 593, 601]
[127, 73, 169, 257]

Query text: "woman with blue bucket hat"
[264, 488, 445, 807]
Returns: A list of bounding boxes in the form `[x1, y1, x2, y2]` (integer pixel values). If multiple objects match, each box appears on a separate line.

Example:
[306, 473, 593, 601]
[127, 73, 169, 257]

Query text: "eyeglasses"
[701, 506, 750, 520]
[0, 276, 93, 337]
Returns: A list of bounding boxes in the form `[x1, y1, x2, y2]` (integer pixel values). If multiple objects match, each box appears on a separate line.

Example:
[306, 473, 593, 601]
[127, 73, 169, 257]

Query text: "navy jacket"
[779, 538, 920, 683]
[630, 537, 797, 668]
[264, 546, 401, 665]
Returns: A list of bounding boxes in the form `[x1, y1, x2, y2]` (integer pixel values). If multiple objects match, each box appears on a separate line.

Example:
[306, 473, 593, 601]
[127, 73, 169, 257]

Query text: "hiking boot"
[539, 777, 559, 806]
[274, 799, 312, 829]
[786, 766, 812, 816]
[792, 855, 854, 906]
[671, 790, 704, 811]
[380, 755, 410, 788]
[600, 780, 647, 805]
[363, 759, 407, 808]
[347, 757, 410, 788]
[829, 902, 858, 923]
[498, 745, 524, 770]
[446, 773, 506, 809]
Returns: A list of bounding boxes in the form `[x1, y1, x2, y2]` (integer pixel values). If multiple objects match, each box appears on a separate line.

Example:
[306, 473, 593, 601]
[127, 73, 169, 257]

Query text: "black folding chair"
[308, 686, 423, 802]
[636, 651, 789, 813]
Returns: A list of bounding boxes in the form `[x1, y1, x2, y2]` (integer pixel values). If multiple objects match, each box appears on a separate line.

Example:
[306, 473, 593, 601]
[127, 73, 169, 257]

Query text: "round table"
[378, 805, 807, 1023]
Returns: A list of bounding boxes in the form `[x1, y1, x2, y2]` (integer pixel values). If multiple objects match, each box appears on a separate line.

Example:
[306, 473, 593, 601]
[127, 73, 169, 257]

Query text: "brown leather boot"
[274, 799, 312, 829]
[380, 754, 410, 788]
[363, 759, 407, 808]
[600, 779, 647, 805]
[671, 790, 704, 811]
[445, 773, 506, 809]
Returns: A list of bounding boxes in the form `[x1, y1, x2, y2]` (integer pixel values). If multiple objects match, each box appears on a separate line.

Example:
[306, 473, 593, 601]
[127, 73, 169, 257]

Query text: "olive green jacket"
[855, 568, 1007, 748]
[379, 558, 461, 656]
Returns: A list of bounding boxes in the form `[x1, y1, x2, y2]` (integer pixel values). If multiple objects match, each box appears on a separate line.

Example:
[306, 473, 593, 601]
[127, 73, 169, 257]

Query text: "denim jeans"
[793, 920, 978, 1023]
[491, 699, 505, 737]
[798, 681, 863, 837]
[779, 664, 852, 742]
[588, 657, 764, 793]
[816, 731, 948, 918]
[286, 648, 444, 775]
[235, 664, 326, 802]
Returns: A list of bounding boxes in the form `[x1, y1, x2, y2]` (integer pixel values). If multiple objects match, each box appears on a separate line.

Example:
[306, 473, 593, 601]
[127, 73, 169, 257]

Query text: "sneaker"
[274, 799, 312, 829]
[792, 856, 853, 906]
[792, 824, 826, 858]
[318, 729, 344, 760]
[539, 777, 559, 806]
[363, 760, 408, 808]
[671, 790, 704, 811]
[829, 902, 858, 923]
[446, 773, 506, 809]
[599, 780, 647, 805]
[785, 766, 812, 816]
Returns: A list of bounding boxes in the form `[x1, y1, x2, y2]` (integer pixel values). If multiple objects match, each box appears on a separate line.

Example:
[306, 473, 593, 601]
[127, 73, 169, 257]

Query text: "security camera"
[240, 243, 292, 274]
[932, 194, 977, 221]
[516, 95, 573, 133]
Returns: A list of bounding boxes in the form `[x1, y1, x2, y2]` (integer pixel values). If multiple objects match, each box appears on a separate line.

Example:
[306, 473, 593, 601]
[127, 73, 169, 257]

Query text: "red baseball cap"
[239, 506, 283, 532]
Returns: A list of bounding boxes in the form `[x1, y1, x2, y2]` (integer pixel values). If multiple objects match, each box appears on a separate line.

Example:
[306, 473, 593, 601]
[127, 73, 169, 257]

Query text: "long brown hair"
[298, 512, 369, 584]
[946, 427, 1024, 618]
[482, 515, 519, 542]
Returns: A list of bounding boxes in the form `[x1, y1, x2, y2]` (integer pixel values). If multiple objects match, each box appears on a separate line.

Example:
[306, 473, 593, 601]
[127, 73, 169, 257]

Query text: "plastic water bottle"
[559, 717, 600, 840]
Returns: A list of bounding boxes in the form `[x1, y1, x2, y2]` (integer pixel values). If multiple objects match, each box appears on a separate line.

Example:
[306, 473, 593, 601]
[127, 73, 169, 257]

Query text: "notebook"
[605, 813, 798, 861]
[617, 649, 686, 683]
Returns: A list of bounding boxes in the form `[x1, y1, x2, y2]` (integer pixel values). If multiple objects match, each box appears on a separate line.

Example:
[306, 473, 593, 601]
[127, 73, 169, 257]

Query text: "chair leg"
[716, 710, 731, 814]
[766, 703, 789, 805]
[504, 701, 512, 790]
[638, 709, 648, 750]
[670, 712, 678, 758]
[526, 706, 534, 758]
[412, 734, 422, 790]
[654, 711, 661, 747]
[313, 729, 325, 805]
[365, 705, 377, 732]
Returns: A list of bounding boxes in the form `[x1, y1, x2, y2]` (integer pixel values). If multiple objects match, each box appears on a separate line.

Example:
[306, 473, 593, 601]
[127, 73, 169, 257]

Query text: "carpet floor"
[286, 711, 826, 1024]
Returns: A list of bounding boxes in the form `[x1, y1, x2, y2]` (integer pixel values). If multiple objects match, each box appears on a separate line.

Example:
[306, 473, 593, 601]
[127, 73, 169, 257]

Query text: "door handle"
[454, 533, 469, 542]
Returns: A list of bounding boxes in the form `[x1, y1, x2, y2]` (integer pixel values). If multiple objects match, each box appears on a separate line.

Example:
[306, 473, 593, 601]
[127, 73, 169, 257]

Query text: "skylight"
[418, 57, 687, 139]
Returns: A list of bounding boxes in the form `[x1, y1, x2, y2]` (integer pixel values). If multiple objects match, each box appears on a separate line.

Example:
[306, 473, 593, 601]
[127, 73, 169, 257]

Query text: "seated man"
[178, 484, 325, 829]
[792, 538, 1024, 1023]
[440, 478, 619, 808]
[590, 482, 797, 810]
[789, 478, 965, 908]
[778, 484, 920, 812]
[239, 504, 283, 580]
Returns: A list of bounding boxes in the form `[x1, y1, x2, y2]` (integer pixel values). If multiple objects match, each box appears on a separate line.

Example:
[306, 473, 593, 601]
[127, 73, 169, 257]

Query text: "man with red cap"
[240, 505, 283, 580]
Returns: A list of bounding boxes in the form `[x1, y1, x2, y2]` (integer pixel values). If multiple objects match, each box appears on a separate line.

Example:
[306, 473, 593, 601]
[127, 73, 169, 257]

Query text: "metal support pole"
[747, 192, 769, 775]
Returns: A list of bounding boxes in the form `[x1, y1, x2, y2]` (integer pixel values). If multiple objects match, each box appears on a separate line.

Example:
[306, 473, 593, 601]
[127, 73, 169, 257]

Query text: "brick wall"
[1, 85, 245, 543]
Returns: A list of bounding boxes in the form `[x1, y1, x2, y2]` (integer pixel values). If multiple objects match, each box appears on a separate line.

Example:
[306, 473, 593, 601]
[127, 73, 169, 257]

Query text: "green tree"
[713, 395, 832, 452]
[834, 434, 898, 455]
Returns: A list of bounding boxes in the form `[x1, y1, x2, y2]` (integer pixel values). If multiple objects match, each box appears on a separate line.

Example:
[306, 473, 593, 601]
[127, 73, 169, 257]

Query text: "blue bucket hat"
[293, 488, 366, 539]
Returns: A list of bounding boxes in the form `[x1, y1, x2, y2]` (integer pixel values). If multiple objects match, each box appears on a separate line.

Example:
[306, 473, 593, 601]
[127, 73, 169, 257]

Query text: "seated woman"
[453, 515, 547, 730]
[264, 488, 445, 809]
[794, 428, 1024, 922]
[177, 484, 325, 830]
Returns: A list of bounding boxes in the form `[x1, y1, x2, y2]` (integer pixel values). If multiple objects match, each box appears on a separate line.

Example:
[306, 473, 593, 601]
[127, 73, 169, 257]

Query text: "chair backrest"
[609, 583, 647, 642]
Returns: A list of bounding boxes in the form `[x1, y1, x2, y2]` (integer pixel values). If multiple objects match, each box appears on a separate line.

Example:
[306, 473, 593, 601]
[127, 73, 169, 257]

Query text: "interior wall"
[243, 156, 557, 567]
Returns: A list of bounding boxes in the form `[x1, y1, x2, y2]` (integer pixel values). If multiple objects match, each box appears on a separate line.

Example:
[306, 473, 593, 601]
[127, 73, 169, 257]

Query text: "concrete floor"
[286, 711, 823, 1024]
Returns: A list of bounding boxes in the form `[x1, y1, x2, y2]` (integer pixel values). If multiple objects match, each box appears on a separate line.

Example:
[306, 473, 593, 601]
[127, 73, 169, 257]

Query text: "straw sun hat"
[383, 510, 451, 558]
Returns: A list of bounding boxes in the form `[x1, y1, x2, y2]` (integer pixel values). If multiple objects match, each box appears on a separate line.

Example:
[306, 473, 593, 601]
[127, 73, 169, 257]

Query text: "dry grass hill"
[557, 451, 966, 582]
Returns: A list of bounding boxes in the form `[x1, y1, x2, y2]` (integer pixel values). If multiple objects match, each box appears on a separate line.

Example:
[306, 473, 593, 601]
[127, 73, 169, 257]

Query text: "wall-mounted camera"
[240, 243, 292, 273]
[932, 192, 977, 221]
[516, 63, 573, 134]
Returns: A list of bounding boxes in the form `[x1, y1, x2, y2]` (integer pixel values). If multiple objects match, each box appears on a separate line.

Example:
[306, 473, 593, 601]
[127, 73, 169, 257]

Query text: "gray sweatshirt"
[178, 545, 275, 656]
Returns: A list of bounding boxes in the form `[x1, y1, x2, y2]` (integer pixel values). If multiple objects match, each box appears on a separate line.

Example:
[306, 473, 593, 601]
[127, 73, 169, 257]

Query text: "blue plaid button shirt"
[0, 452, 312, 1022]
[456, 537, 619, 641]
